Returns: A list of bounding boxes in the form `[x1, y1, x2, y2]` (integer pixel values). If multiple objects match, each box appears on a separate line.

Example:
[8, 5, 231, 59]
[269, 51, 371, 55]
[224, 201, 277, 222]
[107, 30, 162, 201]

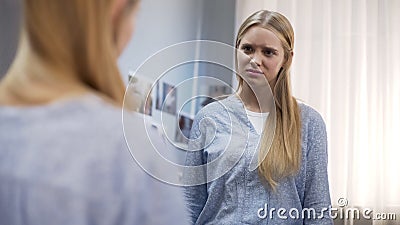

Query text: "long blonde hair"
[23, 0, 138, 106]
[235, 10, 301, 190]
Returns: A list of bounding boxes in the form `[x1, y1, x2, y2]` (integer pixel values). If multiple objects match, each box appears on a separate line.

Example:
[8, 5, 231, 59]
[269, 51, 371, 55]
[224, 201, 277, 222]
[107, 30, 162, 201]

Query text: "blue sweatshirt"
[183, 95, 333, 225]
[0, 94, 189, 225]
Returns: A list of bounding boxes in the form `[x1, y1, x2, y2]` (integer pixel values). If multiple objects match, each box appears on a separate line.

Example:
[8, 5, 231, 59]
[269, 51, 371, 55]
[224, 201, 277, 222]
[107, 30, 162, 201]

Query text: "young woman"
[0, 0, 188, 224]
[184, 10, 333, 224]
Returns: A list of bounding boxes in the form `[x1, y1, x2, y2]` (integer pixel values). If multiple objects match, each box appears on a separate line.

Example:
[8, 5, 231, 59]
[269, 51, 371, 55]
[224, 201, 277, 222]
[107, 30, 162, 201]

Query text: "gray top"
[0, 94, 189, 225]
[183, 95, 333, 225]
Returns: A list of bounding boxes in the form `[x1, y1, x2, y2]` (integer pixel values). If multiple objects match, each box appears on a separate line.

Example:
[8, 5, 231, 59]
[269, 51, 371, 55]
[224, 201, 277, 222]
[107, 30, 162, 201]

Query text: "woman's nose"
[250, 54, 261, 66]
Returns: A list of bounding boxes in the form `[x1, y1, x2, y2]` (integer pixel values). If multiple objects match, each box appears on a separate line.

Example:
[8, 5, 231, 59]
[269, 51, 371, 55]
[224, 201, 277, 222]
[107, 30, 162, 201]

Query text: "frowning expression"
[237, 25, 286, 89]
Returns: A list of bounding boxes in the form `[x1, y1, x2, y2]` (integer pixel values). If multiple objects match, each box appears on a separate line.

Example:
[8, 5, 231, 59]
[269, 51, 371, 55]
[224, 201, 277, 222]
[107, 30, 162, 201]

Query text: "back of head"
[23, 0, 138, 105]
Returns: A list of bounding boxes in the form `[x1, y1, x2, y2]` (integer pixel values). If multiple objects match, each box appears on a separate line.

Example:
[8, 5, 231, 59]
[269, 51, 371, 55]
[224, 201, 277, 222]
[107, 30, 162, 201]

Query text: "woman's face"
[237, 25, 286, 90]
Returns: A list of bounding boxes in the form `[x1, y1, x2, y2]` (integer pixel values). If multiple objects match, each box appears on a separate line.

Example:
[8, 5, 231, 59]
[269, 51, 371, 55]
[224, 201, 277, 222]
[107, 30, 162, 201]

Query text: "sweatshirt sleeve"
[303, 109, 333, 225]
[182, 114, 209, 225]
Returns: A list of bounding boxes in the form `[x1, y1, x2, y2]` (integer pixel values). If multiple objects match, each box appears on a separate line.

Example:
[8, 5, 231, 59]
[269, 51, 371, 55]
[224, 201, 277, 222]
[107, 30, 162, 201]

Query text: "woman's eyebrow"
[263, 46, 278, 52]
[240, 42, 252, 46]
[240, 42, 279, 53]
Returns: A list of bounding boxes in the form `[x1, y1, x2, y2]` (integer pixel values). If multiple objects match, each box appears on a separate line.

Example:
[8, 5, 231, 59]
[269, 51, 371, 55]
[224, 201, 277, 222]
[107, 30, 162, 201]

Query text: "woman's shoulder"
[297, 101, 327, 139]
[195, 95, 240, 119]
[297, 100, 326, 129]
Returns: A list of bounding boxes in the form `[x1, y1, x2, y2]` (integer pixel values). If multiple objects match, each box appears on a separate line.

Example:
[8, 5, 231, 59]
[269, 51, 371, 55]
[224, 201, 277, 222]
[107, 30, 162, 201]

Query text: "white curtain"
[236, 0, 400, 223]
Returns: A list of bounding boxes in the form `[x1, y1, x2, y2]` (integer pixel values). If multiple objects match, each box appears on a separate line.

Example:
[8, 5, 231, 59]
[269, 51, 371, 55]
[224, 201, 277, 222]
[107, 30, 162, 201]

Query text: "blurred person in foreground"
[0, 0, 188, 224]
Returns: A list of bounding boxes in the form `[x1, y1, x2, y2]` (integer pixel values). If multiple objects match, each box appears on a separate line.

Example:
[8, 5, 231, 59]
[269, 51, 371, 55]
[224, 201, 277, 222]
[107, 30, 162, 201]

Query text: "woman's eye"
[264, 50, 274, 56]
[241, 45, 253, 53]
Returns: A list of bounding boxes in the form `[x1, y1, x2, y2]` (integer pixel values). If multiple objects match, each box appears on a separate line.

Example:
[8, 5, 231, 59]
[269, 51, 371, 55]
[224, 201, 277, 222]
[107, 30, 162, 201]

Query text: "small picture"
[155, 81, 177, 115]
[197, 84, 232, 113]
[208, 85, 231, 99]
[175, 113, 194, 144]
[128, 74, 153, 116]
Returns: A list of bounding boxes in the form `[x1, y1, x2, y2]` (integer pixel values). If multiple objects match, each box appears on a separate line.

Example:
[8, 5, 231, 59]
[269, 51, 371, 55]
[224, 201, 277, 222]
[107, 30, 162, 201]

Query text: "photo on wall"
[174, 113, 194, 145]
[128, 74, 153, 116]
[196, 84, 232, 114]
[155, 81, 177, 115]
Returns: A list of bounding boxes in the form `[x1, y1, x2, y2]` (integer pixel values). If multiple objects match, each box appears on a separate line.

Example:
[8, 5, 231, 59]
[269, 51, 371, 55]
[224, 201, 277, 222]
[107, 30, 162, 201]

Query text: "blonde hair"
[235, 10, 301, 190]
[23, 0, 138, 106]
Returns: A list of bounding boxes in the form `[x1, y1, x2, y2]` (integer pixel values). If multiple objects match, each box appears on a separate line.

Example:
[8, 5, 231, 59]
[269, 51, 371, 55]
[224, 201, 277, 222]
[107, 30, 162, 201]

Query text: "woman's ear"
[111, 0, 128, 25]
[284, 51, 294, 69]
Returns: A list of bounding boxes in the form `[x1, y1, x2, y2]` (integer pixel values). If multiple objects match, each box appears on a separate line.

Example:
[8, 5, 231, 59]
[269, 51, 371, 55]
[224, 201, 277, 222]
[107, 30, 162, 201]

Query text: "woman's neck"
[0, 37, 90, 106]
[237, 82, 274, 113]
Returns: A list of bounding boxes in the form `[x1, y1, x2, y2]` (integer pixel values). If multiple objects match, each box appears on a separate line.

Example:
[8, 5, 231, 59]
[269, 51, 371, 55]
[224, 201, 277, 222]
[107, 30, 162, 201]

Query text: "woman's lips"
[246, 69, 264, 77]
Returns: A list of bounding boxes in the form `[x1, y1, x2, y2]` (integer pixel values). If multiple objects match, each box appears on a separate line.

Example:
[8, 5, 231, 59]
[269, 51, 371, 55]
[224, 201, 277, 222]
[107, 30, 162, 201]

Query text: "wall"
[0, 0, 21, 79]
[118, 0, 236, 150]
